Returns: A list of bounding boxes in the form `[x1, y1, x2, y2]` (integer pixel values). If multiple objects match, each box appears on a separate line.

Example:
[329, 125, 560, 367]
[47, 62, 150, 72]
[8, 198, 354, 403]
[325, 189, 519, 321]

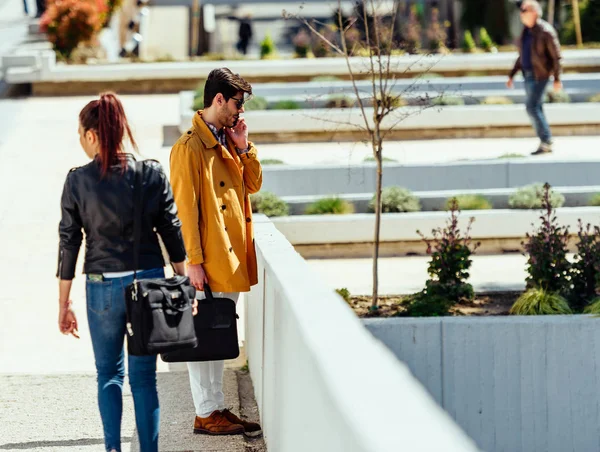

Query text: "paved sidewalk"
[308, 254, 529, 296]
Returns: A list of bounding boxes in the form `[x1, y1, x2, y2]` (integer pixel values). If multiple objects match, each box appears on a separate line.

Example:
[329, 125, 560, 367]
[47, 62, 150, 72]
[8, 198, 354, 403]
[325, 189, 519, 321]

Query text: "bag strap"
[131, 161, 143, 299]
[204, 283, 215, 301]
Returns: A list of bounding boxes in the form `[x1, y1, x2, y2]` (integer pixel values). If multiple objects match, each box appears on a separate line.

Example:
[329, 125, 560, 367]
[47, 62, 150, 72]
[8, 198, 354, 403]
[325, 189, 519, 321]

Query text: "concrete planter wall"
[258, 160, 600, 197]
[270, 207, 600, 245]
[282, 186, 600, 215]
[244, 218, 478, 452]
[364, 316, 600, 452]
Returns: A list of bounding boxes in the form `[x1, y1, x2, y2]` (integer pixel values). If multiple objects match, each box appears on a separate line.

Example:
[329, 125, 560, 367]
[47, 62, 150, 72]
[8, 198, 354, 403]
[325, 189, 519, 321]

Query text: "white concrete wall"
[364, 316, 600, 452]
[256, 160, 600, 197]
[245, 217, 478, 452]
[271, 207, 600, 245]
[8, 49, 600, 84]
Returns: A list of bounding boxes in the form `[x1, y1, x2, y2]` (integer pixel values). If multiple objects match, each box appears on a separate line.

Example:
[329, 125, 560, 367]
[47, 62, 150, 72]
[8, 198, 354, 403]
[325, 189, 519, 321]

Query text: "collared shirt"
[204, 120, 249, 154]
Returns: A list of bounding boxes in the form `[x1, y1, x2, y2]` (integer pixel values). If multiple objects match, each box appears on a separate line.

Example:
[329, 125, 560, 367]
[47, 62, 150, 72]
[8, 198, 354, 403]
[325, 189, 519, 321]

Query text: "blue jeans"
[86, 268, 165, 452]
[524, 72, 552, 144]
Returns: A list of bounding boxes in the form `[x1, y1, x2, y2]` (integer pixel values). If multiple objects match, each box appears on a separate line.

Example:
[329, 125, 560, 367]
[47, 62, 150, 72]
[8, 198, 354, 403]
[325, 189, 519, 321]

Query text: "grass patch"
[589, 193, 600, 206]
[497, 153, 526, 159]
[446, 194, 492, 210]
[261, 158, 285, 165]
[509, 288, 572, 315]
[306, 197, 354, 215]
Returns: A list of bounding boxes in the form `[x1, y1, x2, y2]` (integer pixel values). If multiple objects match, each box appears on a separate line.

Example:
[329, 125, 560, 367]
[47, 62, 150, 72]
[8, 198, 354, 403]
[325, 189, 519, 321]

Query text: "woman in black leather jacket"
[56, 93, 187, 452]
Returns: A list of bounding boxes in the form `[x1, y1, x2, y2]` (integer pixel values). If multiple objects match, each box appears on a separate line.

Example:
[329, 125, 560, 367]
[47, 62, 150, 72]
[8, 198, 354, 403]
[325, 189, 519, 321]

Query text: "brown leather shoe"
[193, 411, 244, 435]
[221, 409, 263, 438]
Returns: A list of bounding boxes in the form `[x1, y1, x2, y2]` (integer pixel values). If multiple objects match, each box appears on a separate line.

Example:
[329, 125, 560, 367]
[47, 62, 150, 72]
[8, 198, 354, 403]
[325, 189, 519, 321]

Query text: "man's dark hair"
[204, 68, 252, 108]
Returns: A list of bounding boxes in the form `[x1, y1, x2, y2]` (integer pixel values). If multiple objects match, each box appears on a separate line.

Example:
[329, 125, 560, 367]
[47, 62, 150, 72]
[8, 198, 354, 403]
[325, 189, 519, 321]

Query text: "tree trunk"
[547, 0, 555, 27]
[371, 131, 383, 310]
[572, 0, 583, 47]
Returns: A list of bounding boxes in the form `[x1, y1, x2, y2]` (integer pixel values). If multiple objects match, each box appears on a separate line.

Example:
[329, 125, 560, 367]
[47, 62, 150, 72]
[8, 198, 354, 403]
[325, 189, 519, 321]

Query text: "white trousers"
[187, 291, 240, 418]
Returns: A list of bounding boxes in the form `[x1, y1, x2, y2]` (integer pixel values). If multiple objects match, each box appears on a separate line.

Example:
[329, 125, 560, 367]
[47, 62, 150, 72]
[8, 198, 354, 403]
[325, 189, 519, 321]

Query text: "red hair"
[79, 92, 138, 177]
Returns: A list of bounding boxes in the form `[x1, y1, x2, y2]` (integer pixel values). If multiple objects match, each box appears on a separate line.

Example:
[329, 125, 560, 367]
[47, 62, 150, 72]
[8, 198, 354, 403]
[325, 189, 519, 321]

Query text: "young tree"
[285, 0, 443, 309]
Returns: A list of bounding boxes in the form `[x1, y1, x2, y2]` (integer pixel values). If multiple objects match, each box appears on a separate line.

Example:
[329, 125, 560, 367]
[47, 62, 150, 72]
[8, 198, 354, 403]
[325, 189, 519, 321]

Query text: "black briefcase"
[161, 284, 240, 362]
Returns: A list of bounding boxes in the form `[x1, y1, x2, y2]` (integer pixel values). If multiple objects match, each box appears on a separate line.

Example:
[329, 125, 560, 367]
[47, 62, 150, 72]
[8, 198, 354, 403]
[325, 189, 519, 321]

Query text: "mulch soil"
[350, 292, 521, 318]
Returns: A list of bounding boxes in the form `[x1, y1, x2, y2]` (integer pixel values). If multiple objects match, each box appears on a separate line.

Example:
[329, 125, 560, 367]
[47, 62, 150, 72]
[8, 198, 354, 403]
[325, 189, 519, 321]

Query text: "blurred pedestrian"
[34, 0, 45, 18]
[507, 0, 562, 155]
[57, 93, 188, 452]
[23, 0, 29, 16]
[237, 15, 253, 55]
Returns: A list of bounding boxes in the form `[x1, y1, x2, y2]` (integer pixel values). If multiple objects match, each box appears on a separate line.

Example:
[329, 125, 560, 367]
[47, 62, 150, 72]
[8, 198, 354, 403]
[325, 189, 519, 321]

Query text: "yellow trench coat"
[170, 111, 263, 293]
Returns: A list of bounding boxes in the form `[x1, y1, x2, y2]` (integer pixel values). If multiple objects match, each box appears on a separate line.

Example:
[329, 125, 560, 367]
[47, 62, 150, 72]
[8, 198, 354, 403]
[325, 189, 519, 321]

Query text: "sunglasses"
[230, 96, 245, 109]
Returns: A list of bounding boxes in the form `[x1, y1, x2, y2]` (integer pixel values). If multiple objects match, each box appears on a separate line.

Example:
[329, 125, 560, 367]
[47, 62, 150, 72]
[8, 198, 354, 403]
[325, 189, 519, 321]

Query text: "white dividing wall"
[245, 217, 478, 452]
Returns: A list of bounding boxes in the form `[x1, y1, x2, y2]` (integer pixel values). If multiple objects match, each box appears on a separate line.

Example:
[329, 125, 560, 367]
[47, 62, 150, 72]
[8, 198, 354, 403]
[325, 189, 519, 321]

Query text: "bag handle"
[159, 286, 192, 315]
[131, 161, 143, 299]
[203, 283, 215, 301]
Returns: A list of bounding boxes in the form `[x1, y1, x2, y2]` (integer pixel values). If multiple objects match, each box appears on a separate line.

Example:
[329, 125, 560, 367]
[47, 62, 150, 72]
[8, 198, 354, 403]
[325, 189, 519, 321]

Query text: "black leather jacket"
[57, 155, 186, 280]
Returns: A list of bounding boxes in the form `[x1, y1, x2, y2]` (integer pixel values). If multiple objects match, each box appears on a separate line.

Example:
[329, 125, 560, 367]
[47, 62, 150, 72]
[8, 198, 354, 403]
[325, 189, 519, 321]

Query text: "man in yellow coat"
[170, 68, 262, 436]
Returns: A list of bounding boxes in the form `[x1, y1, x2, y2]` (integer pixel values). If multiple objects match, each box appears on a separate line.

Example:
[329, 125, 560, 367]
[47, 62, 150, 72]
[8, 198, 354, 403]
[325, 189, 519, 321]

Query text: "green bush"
[510, 288, 572, 315]
[272, 100, 301, 110]
[589, 93, 600, 103]
[193, 90, 205, 111]
[509, 183, 565, 209]
[568, 221, 600, 311]
[432, 95, 465, 106]
[250, 192, 289, 217]
[261, 158, 285, 165]
[244, 96, 268, 111]
[482, 96, 513, 105]
[462, 30, 477, 53]
[417, 199, 479, 304]
[589, 193, 600, 206]
[363, 156, 397, 163]
[446, 195, 492, 211]
[306, 197, 354, 215]
[375, 94, 407, 109]
[584, 298, 600, 314]
[522, 184, 571, 294]
[401, 291, 453, 317]
[260, 34, 277, 59]
[562, 0, 600, 44]
[370, 186, 421, 213]
[479, 27, 496, 52]
[545, 90, 571, 103]
[336, 288, 351, 304]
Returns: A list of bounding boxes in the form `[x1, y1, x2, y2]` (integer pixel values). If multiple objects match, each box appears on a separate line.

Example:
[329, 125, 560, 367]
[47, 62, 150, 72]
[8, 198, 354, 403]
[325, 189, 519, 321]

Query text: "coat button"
[224, 226, 228, 231]
[187, 130, 192, 135]
[246, 217, 251, 223]
[221, 205, 226, 210]
[220, 181, 225, 187]
[229, 247, 233, 252]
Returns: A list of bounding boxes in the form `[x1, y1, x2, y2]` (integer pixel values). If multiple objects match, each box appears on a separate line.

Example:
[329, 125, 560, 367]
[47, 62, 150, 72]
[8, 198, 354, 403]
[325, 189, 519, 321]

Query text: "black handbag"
[125, 161, 198, 356]
[161, 284, 240, 363]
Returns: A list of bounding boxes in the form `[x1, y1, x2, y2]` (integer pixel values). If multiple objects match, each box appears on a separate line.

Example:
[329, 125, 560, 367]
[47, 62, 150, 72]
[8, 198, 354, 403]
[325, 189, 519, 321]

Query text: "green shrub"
[401, 291, 453, 317]
[417, 199, 479, 304]
[583, 298, 600, 314]
[510, 288, 572, 315]
[370, 186, 421, 213]
[375, 94, 407, 109]
[446, 195, 492, 211]
[272, 100, 301, 110]
[306, 197, 354, 215]
[509, 183, 565, 209]
[250, 192, 289, 217]
[545, 90, 571, 103]
[589, 93, 600, 103]
[479, 27, 496, 52]
[482, 96, 513, 105]
[568, 221, 600, 311]
[432, 95, 465, 106]
[363, 156, 397, 163]
[462, 30, 477, 53]
[325, 95, 355, 109]
[261, 158, 285, 165]
[260, 34, 277, 59]
[336, 288, 351, 304]
[244, 96, 268, 111]
[589, 193, 600, 206]
[522, 184, 571, 294]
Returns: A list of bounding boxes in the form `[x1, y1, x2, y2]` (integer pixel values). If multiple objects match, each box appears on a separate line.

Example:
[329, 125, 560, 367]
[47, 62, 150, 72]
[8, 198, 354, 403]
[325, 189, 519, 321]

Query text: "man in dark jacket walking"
[507, 0, 562, 155]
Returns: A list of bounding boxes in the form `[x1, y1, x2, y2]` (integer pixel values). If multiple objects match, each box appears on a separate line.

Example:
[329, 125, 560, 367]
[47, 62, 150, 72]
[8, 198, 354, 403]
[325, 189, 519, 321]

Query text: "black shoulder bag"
[161, 283, 240, 362]
[125, 161, 198, 356]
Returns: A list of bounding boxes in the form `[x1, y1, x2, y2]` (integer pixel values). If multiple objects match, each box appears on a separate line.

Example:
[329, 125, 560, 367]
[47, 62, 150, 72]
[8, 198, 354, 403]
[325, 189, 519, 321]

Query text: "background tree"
[285, 0, 443, 309]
